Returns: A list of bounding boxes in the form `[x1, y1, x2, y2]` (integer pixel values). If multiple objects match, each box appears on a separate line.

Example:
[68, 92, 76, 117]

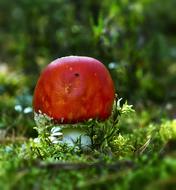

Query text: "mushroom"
[33, 56, 115, 147]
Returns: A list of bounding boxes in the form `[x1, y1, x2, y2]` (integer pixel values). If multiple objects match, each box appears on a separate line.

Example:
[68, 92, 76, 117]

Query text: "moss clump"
[1, 99, 176, 190]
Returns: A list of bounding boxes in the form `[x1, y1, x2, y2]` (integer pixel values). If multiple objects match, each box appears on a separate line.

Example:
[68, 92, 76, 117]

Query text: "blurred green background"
[0, 0, 176, 136]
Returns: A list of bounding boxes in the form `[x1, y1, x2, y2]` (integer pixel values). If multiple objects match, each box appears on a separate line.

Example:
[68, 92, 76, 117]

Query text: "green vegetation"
[0, 0, 175, 189]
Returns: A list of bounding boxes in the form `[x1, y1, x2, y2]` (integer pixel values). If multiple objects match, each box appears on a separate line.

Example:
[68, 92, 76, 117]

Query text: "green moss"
[0, 99, 176, 189]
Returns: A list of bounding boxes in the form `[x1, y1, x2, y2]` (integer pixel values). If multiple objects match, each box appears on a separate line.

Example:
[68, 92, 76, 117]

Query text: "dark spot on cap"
[74, 73, 80, 77]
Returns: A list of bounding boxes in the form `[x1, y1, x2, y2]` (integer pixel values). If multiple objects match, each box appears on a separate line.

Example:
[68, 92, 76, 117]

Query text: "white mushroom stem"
[61, 127, 91, 148]
[34, 111, 91, 148]
[50, 125, 91, 147]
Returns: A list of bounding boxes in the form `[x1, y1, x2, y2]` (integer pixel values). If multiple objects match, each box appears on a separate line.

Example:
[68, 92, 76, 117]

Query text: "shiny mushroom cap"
[33, 56, 115, 124]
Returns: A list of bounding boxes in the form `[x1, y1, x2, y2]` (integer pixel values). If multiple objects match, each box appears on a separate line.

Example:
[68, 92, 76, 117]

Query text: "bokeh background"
[0, 0, 176, 136]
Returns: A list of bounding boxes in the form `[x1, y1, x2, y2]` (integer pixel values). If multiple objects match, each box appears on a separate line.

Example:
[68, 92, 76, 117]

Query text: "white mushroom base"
[62, 127, 91, 148]
[34, 111, 91, 149]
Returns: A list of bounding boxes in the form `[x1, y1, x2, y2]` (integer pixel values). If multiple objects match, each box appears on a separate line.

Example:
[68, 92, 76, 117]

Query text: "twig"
[136, 138, 151, 155]
[36, 160, 134, 171]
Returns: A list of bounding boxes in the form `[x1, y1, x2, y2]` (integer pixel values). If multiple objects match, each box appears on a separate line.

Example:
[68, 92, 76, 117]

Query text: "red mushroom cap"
[33, 56, 115, 124]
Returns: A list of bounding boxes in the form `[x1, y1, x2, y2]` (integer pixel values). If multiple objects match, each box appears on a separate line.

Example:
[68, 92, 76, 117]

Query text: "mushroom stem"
[61, 126, 91, 148]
